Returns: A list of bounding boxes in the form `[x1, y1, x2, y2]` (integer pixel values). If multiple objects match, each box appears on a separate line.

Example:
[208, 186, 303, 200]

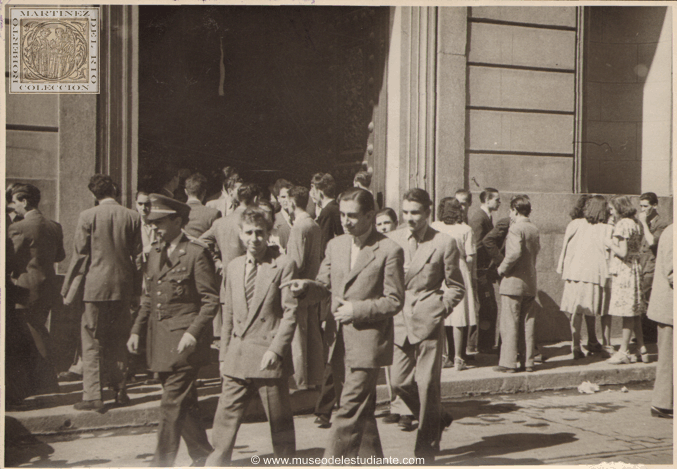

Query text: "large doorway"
[138, 6, 389, 200]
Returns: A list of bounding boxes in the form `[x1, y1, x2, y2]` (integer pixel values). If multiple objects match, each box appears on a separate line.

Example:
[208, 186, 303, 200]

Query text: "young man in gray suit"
[387, 188, 464, 462]
[207, 207, 298, 465]
[183, 172, 221, 239]
[494, 195, 540, 373]
[287, 188, 405, 459]
[62, 175, 141, 411]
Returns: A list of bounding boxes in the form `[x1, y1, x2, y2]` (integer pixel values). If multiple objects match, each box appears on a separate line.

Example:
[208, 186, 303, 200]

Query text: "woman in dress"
[432, 197, 477, 371]
[605, 195, 648, 364]
[557, 195, 614, 359]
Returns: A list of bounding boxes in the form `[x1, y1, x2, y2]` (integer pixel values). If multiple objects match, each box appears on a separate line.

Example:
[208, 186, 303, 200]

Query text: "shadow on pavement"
[443, 400, 522, 421]
[5, 417, 55, 467]
[435, 432, 577, 465]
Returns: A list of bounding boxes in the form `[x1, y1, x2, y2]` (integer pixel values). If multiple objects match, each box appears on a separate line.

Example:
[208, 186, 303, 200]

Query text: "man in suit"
[207, 207, 298, 465]
[127, 195, 219, 466]
[388, 189, 464, 461]
[62, 175, 141, 411]
[311, 172, 344, 253]
[287, 187, 405, 458]
[206, 166, 242, 218]
[494, 195, 540, 373]
[272, 179, 293, 251]
[647, 224, 673, 418]
[183, 172, 221, 239]
[200, 183, 261, 340]
[454, 189, 472, 223]
[286, 185, 324, 390]
[469, 187, 501, 354]
[7, 183, 65, 396]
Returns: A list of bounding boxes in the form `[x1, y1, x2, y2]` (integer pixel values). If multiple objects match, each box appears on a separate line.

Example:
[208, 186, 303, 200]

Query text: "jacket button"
[261, 318, 266, 322]
[157, 303, 162, 308]
[158, 280, 162, 285]
[237, 320, 241, 324]
[157, 291, 162, 296]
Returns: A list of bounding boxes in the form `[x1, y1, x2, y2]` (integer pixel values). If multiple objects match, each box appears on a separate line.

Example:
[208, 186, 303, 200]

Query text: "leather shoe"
[383, 413, 400, 424]
[74, 399, 105, 413]
[314, 415, 331, 428]
[440, 412, 453, 431]
[190, 456, 209, 467]
[651, 406, 673, 419]
[114, 390, 131, 406]
[58, 371, 82, 382]
[398, 415, 416, 432]
[493, 365, 516, 373]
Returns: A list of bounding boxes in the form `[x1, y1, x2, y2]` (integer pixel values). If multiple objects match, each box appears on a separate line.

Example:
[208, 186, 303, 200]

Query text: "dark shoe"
[440, 412, 453, 431]
[534, 353, 546, 363]
[383, 413, 400, 424]
[314, 415, 331, 428]
[114, 390, 131, 406]
[493, 366, 516, 374]
[74, 399, 105, 413]
[651, 406, 673, 419]
[190, 456, 209, 467]
[572, 349, 585, 360]
[586, 342, 604, 354]
[58, 371, 82, 382]
[398, 415, 416, 432]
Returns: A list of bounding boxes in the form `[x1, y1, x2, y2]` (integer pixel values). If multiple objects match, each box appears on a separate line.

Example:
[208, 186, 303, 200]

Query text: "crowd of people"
[4, 165, 673, 465]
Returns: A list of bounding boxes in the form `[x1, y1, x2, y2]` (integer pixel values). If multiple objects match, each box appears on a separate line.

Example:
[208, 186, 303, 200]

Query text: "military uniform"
[130, 195, 220, 467]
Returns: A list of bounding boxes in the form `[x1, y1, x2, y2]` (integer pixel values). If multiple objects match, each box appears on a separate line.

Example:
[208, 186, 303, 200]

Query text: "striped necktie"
[245, 258, 257, 310]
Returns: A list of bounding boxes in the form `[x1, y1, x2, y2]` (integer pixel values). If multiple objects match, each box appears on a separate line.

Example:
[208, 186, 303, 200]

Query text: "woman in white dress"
[432, 197, 478, 371]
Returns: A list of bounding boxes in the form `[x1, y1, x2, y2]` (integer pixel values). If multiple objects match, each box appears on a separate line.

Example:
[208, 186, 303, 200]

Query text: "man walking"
[287, 188, 405, 458]
[63, 175, 141, 411]
[310, 172, 343, 252]
[184, 172, 221, 239]
[388, 188, 464, 462]
[207, 207, 298, 465]
[494, 195, 540, 373]
[127, 195, 219, 466]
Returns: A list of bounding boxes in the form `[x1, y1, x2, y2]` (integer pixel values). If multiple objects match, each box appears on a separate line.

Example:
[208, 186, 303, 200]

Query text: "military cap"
[148, 193, 191, 221]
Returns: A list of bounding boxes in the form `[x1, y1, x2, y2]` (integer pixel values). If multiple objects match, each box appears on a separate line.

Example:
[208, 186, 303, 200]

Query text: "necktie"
[245, 259, 257, 310]
[408, 233, 418, 260]
[157, 242, 169, 271]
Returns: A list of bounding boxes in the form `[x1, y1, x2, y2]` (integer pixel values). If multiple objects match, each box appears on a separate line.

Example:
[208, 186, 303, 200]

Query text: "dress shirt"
[166, 233, 183, 257]
[350, 227, 373, 270]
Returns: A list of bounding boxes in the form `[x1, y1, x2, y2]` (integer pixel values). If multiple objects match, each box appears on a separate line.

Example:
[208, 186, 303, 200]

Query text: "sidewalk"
[6, 341, 658, 435]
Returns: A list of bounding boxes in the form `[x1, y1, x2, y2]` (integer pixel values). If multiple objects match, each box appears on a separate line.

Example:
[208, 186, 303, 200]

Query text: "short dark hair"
[338, 187, 375, 214]
[455, 189, 472, 205]
[272, 179, 293, 198]
[610, 195, 637, 219]
[88, 174, 117, 200]
[510, 194, 531, 217]
[288, 185, 309, 210]
[237, 183, 261, 205]
[377, 207, 397, 225]
[10, 183, 41, 207]
[584, 195, 608, 225]
[354, 170, 372, 189]
[135, 190, 150, 200]
[221, 166, 238, 181]
[185, 173, 208, 197]
[570, 194, 591, 220]
[437, 197, 464, 225]
[639, 192, 659, 206]
[402, 188, 432, 210]
[239, 206, 273, 231]
[311, 173, 337, 198]
[479, 188, 499, 204]
[225, 174, 243, 191]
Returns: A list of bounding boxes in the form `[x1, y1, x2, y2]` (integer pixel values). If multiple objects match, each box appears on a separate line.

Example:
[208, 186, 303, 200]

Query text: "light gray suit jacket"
[498, 218, 540, 297]
[647, 224, 673, 326]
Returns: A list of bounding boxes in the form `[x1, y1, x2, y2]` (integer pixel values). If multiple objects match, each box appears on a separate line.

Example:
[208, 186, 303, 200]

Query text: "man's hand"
[260, 350, 280, 370]
[127, 334, 140, 354]
[334, 297, 354, 324]
[638, 211, 648, 224]
[279, 279, 309, 297]
[177, 332, 197, 354]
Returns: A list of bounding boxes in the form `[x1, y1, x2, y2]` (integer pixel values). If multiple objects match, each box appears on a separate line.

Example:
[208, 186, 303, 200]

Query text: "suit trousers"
[291, 301, 324, 389]
[472, 273, 499, 352]
[641, 274, 658, 344]
[652, 324, 673, 410]
[81, 301, 130, 401]
[390, 326, 444, 458]
[498, 295, 536, 369]
[153, 367, 212, 466]
[208, 375, 296, 465]
[315, 318, 344, 418]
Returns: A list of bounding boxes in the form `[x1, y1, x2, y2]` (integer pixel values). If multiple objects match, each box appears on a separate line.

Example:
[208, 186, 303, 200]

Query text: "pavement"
[6, 340, 659, 436]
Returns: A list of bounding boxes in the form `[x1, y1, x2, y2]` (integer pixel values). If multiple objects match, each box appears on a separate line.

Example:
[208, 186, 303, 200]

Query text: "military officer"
[127, 194, 219, 467]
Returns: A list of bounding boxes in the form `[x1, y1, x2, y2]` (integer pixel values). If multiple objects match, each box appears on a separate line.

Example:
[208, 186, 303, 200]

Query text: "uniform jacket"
[647, 224, 673, 326]
[8, 210, 66, 310]
[273, 210, 292, 251]
[199, 208, 246, 301]
[184, 199, 221, 239]
[305, 230, 405, 368]
[62, 199, 141, 302]
[498, 218, 540, 297]
[131, 234, 220, 372]
[388, 226, 465, 345]
[469, 209, 494, 270]
[220, 248, 298, 379]
[316, 199, 343, 255]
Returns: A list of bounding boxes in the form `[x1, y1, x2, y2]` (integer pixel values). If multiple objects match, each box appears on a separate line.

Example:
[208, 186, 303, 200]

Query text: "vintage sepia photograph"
[3, 2, 673, 467]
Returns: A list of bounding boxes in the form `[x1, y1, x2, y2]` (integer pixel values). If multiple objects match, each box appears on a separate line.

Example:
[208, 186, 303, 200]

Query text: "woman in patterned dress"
[606, 196, 648, 364]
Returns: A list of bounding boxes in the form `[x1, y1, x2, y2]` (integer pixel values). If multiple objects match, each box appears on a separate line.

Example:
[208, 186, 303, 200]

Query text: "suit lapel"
[405, 227, 436, 285]
[158, 236, 188, 279]
[242, 250, 278, 332]
[343, 231, 378, 292]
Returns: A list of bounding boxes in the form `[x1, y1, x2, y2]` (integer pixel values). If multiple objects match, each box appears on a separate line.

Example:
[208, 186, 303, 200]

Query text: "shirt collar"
[165, 233, 183, 256]
[294, 211, 311, 223]
[481, 206, 491, 217]
[352, 226, 373, 249]
[408, 223, 428, 242]
[319, 197, 335, 210]
[99, 198, 117, 205]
